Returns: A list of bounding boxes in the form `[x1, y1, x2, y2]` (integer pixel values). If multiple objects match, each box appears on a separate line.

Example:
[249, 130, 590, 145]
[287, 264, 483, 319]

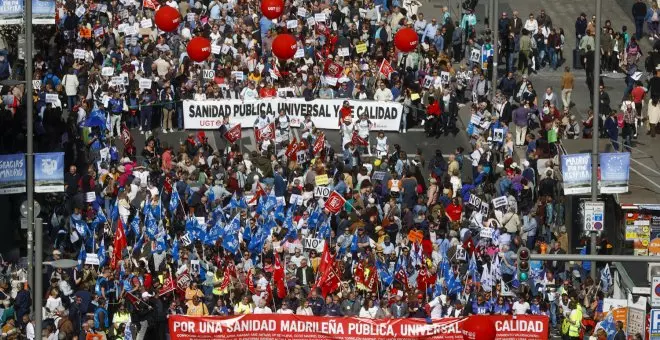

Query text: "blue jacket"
[274, 173, 286, 197]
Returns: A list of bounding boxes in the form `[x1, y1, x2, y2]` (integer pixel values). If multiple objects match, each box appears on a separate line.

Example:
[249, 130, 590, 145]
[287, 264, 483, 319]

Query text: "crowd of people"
[0, 0, 656, 339]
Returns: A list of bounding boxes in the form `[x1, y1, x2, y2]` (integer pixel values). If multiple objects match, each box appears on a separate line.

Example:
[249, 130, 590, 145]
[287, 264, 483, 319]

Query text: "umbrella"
[81, 116, 106, 129]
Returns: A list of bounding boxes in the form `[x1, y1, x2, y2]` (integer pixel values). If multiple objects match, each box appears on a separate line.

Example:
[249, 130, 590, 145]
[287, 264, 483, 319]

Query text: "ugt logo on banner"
[324, 191, 346, 214]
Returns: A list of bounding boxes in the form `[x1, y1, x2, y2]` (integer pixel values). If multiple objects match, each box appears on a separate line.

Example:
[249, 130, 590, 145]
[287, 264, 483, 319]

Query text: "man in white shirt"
[290, 248, 305, 267]
[414, 13, 427, 35]
[277, 301, 294, 314]
[240, 82, 259, 100]
[374, 82, 394, 101]
[512, 295, 530, 315]
[253, 299, 272, 314]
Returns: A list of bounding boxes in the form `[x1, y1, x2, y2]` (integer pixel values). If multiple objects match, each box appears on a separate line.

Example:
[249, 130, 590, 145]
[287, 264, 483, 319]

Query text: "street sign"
[584, 202, 605, 232]
[20, 200, 41, 218]
[651, 309, 660, 338]
[628, 306, 647, 337]
[653, 277, 660, 307]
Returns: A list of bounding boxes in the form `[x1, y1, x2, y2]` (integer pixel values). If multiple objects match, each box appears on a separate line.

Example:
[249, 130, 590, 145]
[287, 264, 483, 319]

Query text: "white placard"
[314, 186, 331, 198]
[93, 27, 105, 37]
[468, 194, 482, 208]
[323, 76, 338, 86]
[492, 128, 504, 142]
[211, 45, 221, 54]
[32, 80, 41, 90]
[231, 71, 244, 81]
[45, 93, 59, 104]
[180, 232, 192, 247]
[99, 147, 110, 162]
[337, 47, 350, 57]
[101, 67, 114, 76]
[470, 48, 481, 63]
[183, 98, 403, 131]
[73, 49, 86, 59]
[440, 71, 450, 85]
[306, 17, 316, 26]
[85, 253, 99, 265]
[75, 6, 86, 17]
[455, 245, 467, 261]
[85, 191, 96, 202]
[221, 45, 230, 54]
[203, 69, 215, 79]
[140, 19, 152, 28]
[653, 277, 660, 307]
[110, 77, 124, 86]
[492, 196, 508, 209]
[117, 23, 128, 33]
[314, 13, 326, 22]
[139, 78, 152, 89]
[287, 20, 298, 29]
[296, 150, 307, 163]
[187, 13, 195, 22]
[302, 238, 325, 252]
[294, 49, 305, 58]
[124, 26, 137, 36]
[480, 227, 494, 239]
[289, 194, 303, 205]
[297, 7, 307, 17]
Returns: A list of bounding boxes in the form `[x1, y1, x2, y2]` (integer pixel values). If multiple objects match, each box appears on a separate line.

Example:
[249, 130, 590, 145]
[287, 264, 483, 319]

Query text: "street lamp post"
[590, 0, 602, 281]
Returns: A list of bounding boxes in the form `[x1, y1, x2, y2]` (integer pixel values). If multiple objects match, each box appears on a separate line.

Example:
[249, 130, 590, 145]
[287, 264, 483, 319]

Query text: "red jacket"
[427, 101, 441, 116]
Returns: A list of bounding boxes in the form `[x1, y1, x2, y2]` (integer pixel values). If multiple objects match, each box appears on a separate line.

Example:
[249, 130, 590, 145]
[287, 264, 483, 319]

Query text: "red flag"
[255, 122, 276, 143]
[226, 260, 237, 278]
[246, 270, 257, 295]
[395, 267, 409, 289]
[354, 261, 365, 286]
[224, 124, 242, 144]
[248, 182, 266, 204]
[315, 268, 341, 297]
[125, 292, 139, 306]
[351, 131, 368, 146]
[319, 242, 333, 275]
[285, 137, 299, 159]
[143, 0, 157, 9]
[218, 268, 231, 291]
[158, 274, 176, 296]
[313, 134, 325, 155]
[324, 191, 346, 214]
[111, 219, 127, 269]
[416, 267, 431, 290]
[365, 267, 378, 292]
[378, 59, 395, 79]
[273, 255, 287, 299]
[323, 59, 344, 78]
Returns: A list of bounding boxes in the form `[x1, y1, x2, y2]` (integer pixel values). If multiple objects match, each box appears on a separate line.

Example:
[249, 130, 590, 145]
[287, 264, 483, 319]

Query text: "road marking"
[629, 166, 660, 192]
[630, 157, 660, 177]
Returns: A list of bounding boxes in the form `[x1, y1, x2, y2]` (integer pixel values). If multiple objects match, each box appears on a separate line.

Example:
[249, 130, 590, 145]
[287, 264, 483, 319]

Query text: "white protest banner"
[75, 6, 86, 17]
[492, 196, 508, 209]
[314, 13, 326, 22]
[289, 194, 303, 205]
[297, 7, 307, 17]
[302, 238, 325, 252]
[180, 232, 192, 247]
[323, 76, 338, 86]
[231, 71, 244, 81]
[314, 186, 331, 198]
[337, 47, 350, 57]
[306, 17, 316, 26]
[468, 194, 482, 208]
[140, 19, 153, 28]
[123, 25, 137, 36]
[294, 49, 305, 58]
[32, 80, 41, 90]
[45, 93, 58, 104]
[183, 98, 403, 131]
[73, 49, 86, 59]
[85, 253, 99, 265]
[101, 67, 114, 76]
[203, 69, 215, 79]
[139, 78, 152, 89]
[211, 45, 221, 54]
[480, 227, 494, 239]
[287, 20, 298, 29]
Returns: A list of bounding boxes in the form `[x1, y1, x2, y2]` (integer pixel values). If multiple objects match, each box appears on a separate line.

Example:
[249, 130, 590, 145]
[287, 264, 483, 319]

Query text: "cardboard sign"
[306, 17, 316, 26]
[32, 80, 41, 90]
[75, 6, 86, 17]
[470, 48, 481, 63]
[286, 20, 298, 29]
[139, 78, 152, 89]
[296, 150, 307, 164]
[45, 93, 59, 104]
[297, 7, 307, 17]
[315, 174, 329, 186]
[203, 69, 215, 79]
[372, 171, 387, 181]
[480, 202, 490, 216]
[314, 186, 331, 198]
[211, 45, 221, 54]
[93, 27, 105, 37]
[468, 194, 482, 209]
[492, 196, 508, 209]
[294, 49, 305, 58]
[101, 67, 114, 76]
[289, 194, 303, 205]
[337, 47, 350, 57]
[73, 49, 86, 59]
[124, 25, 137, 36]
[180, 232, 192, 247]
[117, 23, 128, 33]
[110, 77, 124, 86]
[231, 71, 244, 81]
[85, 191, 96, 203]
[480, 227, 494, 239]
[314, 13, 326, 22]
[140, 19, 153, 28]
[355, 42, 367, 54]
[302, 238, 325, 252]
[85, 253, 99, 265]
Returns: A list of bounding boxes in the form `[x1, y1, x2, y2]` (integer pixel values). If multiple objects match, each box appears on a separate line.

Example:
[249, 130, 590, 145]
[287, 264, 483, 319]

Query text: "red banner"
[255, 123, 276, 143]
[379, 59, 395, 79]
[224, 124, 242, 144]
[313, 134, 325, 155]
[324, 191, 346, 214]
[351, 131, 369, 146]
[168, 314, 548, 339]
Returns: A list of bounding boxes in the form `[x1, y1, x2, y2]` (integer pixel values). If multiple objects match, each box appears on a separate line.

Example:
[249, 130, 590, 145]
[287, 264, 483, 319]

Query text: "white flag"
[501, 279, 515, 297]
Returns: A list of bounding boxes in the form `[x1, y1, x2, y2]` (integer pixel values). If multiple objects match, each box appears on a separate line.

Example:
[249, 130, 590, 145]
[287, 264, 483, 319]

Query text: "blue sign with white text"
[0, 154, 25, 194]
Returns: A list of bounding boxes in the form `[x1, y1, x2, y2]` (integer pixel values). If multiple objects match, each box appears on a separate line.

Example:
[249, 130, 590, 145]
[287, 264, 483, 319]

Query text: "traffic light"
[517, 247, 530, 282]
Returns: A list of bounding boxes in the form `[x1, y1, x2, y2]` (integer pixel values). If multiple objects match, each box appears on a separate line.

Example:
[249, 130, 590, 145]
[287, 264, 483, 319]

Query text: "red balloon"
[271, 34, 298, 60]
[154, 6, 181, 32]
[260, 0, 284, 20]
[461, 315, 496, 340]
[394, 27, 419, 52]
[186, 37, 212, 62]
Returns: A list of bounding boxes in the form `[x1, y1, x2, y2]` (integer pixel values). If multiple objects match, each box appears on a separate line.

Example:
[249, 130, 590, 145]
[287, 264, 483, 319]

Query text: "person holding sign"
[354, 113, 373, 156]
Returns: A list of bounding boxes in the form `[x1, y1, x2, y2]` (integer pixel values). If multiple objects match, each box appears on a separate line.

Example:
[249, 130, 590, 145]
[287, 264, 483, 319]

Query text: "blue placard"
[561, 153, 591, 195]
[0, 154, 25, 194]
[600, 152, 630, 194]
[35, 152, 64, 193]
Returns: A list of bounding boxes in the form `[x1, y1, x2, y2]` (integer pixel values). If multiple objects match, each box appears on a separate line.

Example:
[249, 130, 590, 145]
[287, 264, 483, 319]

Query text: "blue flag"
[77, 244, 86, 271]
[376, 260, 393, 287]
[169, 190, 181, 213]
[222, 233, 239, 254]
[274, 203, 285, 222]
[130, 215, 140, 236]
[350, 234, 358, 253]
[307, 208, 321, 229]
[205, 219, 224, 245]
[225, 215, 241, 236]
[110, 198, 119, 221]
[145, 214, 158, 240]
[243, 225, 252, 243]
[172, 238, 180, 262]
[97, 238, 107, 267]
[469, 254, 480, 283]
[283, 223, 298, 242]
[133, 233, 144, 254]
[71, 215, 90, 240]
[153, 234, 167, 254]
[318, 218, 331, 239]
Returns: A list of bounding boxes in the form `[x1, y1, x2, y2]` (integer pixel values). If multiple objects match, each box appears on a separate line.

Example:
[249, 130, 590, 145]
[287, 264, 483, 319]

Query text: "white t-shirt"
[253, 306, 272, 314]
[277, 308, 294, 314]
[512, 301, 530, 315]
